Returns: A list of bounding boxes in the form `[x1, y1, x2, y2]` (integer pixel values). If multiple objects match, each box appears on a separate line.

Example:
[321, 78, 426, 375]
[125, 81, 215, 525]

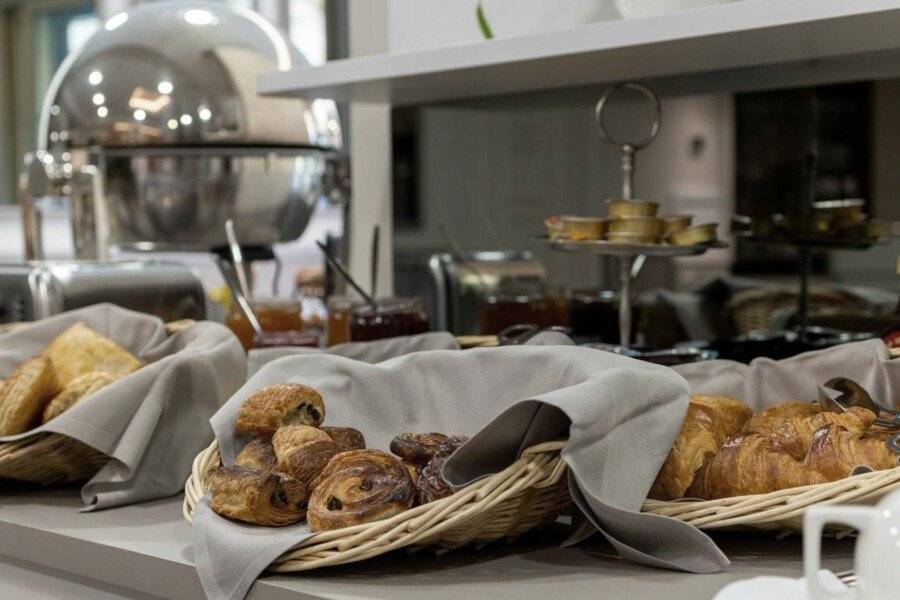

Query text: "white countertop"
[0, 488, 859, 600]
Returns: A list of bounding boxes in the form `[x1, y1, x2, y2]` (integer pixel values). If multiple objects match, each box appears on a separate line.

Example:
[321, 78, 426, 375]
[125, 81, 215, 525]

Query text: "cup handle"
[804, 505, 873, 599]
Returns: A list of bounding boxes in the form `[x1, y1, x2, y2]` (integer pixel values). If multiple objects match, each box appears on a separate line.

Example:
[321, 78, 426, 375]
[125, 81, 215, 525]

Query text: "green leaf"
[476, 2, 494, 40]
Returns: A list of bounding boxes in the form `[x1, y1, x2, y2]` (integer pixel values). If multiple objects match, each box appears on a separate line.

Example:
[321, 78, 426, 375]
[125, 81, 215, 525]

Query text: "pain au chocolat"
[235, 383, 326, 439]
[208, 465, 308, 526]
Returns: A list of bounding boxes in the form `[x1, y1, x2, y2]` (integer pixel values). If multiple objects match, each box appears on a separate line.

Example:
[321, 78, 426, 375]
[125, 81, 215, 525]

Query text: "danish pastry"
[389, 432, 448, 466]
[208, 466, 308, 526]
[416, 435, 468, 504]
[235, 384, 325, 439]
[44, 323, 141, 386]
[307, 449, 415, 531]
[0, 356, 60, 435]
[321, 426, 366, 452]
[42, 371, 118, 423]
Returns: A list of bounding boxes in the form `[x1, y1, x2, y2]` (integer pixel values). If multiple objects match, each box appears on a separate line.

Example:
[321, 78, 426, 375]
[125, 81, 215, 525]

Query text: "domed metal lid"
[39, 0, 341, 151]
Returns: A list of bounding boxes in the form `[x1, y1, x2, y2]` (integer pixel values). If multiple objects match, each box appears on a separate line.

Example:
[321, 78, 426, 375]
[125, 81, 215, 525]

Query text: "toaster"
[0, 260, 206, 324]
[427, 251, 547, 334]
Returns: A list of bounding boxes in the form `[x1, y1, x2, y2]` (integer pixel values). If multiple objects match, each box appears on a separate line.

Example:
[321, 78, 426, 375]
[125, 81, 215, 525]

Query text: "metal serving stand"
[538, 83, 725, 347]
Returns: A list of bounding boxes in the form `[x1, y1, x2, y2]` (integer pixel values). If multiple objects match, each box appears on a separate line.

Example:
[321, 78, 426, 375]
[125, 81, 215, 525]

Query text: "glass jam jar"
[327, 296, 356, 346]
[226, 297, 305, 351]
[349, 297, 430, 342]
[478, 293, 568, 335]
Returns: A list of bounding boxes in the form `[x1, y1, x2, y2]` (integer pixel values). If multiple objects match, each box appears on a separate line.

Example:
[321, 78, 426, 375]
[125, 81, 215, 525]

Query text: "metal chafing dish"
[22, 0, 346, 258]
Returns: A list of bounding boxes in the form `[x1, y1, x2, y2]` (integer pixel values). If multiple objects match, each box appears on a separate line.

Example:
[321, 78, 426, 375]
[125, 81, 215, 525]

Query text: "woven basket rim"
[183, 438, 569, 571]
[642, 464, 900, 531]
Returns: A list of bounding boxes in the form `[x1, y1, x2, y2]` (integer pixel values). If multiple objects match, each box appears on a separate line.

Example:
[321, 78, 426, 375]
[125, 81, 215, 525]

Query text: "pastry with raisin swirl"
[307, 449, 414, 531]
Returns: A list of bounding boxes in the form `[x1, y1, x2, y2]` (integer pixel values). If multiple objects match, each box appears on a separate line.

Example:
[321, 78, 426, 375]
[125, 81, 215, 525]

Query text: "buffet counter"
[0, 490, 855, 600]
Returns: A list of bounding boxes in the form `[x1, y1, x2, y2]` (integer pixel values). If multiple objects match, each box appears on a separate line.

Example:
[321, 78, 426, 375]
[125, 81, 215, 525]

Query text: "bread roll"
[235, 384, 325, 439]
[42, 371, 118, 423]
[208, 466, 308, 526]
[307, 449, 414, 531]
[44, 323, 141, 386]
[0, 356, 60, 435]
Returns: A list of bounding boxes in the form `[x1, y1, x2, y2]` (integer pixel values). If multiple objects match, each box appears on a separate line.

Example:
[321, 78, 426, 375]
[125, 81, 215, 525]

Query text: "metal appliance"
[15, 1, 347, 321]
[428, 251, 547, 334]
[0, 261, 206, 323]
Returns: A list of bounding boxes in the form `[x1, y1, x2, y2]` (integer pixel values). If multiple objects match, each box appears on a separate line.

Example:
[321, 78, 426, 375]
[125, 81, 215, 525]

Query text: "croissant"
[276, 439, 340, 483]
[649, 396, 751, 501]
[307, 449, 415, 532]
[749, 406, 875, 460]
[208, 466, 308, 526]
[687, 433, 827, 499]
[743, 401, 821, 438]
[804, 424, 899, 480]
[235, 384, 325, 439]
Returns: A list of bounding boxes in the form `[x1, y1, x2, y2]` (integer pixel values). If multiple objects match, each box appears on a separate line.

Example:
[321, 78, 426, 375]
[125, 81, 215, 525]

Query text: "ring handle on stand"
[595, 82, 662, 200]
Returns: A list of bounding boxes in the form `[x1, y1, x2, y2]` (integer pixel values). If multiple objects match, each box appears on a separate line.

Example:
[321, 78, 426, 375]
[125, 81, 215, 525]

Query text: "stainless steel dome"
[40, 0, 341, 150]
[29, 0, 347, 253]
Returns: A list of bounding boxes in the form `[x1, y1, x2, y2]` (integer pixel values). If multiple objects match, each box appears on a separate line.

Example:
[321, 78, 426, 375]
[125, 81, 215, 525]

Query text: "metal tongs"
[818, 377, 900, 452]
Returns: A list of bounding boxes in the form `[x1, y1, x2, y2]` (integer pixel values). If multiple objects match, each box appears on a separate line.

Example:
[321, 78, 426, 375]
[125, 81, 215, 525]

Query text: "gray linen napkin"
[673, 338, 899, 411]
[0, 303, 246, 509]
[192, 338, 728, 600]
[246, 331, 460, 377]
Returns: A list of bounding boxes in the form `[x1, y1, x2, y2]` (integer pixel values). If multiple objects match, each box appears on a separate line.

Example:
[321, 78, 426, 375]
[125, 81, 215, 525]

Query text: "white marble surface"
[0, 489, 858, 600]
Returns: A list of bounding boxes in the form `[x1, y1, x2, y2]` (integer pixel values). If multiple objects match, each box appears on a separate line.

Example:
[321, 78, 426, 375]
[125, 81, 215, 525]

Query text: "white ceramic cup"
[804, 488, 900, 599]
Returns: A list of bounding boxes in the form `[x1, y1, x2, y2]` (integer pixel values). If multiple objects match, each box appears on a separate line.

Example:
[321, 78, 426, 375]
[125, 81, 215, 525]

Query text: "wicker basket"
[642, 465, 900, 534]
[0, 433, 108, 484]
[183, 439, 570, 572]
[727, 287, 870, 334]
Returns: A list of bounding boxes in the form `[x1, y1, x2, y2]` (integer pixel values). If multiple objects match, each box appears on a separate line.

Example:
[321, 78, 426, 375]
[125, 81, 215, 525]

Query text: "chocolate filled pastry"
[0, 356, 60, 435]
[389, 432, 449, 466]
[235, 438, 277, 472]
[271, 425, 331, 459]
[208, 465, 308, 526]
[235, 383, 325, 439]
[277, 439, 340, 483]
[402, 461, 419, 484]
[44, 322, 142, 386]
[321, 426, 366, 452]
[42, 371, 118, 424]
[415, 435, 469, 505]
[306, 449, 415, 532]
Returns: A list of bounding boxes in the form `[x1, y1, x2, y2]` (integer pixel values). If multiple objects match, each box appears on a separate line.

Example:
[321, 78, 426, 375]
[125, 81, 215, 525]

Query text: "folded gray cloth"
[674, 338, 898, 411]
[246, 332, 459, 376]
[193, 337, 727, 600]
[0, 303, 246, 509]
